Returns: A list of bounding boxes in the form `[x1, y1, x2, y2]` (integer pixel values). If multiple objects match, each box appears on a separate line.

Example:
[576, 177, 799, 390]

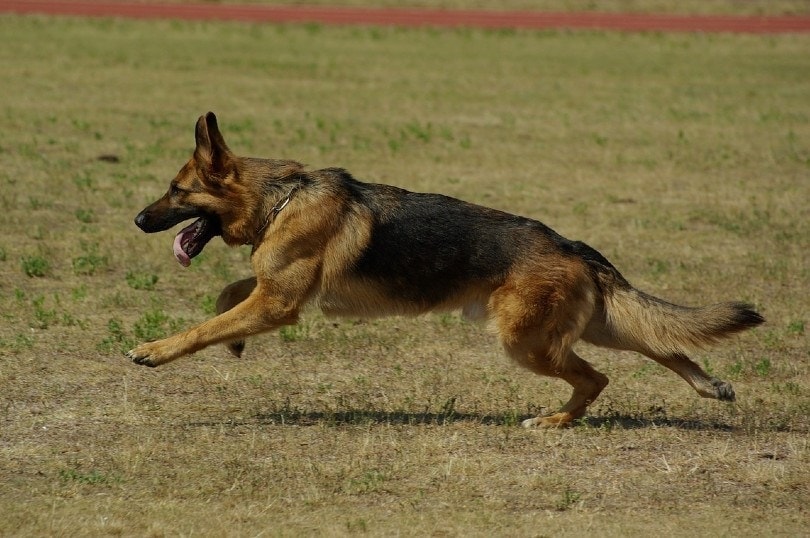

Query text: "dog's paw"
[126, 346, 160, 367]
[711, 378, 736, 402]
[126, 340, 178, 368]
[521, 412, 574, 428]
[225, 340, 245, 358]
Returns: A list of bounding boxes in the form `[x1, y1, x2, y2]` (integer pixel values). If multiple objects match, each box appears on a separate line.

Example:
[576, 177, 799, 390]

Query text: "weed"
[74, 208, 96, 223]
[573, 417, 592, 428]
[200, 294, 217, 315]
[435, 126, 454, 144]
[211, 258, 232, 281]
[303, 22, 322, 35]
[437, 313, 460, 327]
[71, 285, 87, 301]
[727, 360, 744, 378]
[245, 374, 264, 387]
[762, 330, 781, 349]
[279, 323, 309, 343]
[101, 291, 129, 309]
[646, 257, 671, 277]
[404, 121, 432, 143]
[770, 382, 801, 397]
[125, 271, 158, 291]
[572, 202, 588, 216]
[28, 197, 52, 210]
[98, 318, 135, 353]
[31, 295, 57, 329]
[21, 255, 49, 278]
[70, 118, 91, 132]
[786, 320, 804, 336]
[345, 469, 386, 495]
[73, 172, 95, 191]
[352, 134, 370, 151]
[556, 488, 582, 511]
[353, 374, 369, 387]
[59, 469, 119, 485]
[315, 381, 333, 394]
[0, 333, 34, 352]
[30, 226, 45, 241]
[0, 246, 6, 261]
[345, 518, 369, 533]
[438, 396, 457, 424]
[60, 311, 86, 329]
[593, 133, 609, 147]
[500, 409, 520, 427]
[133, 309, 177, 341]
[225, 117, 255, 134]
[72, 242, 109, 275]
[754, 358, 772, 377]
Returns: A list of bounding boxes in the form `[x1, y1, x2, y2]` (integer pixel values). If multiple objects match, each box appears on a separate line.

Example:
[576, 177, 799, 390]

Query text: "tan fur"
[598, 288, 755, 356]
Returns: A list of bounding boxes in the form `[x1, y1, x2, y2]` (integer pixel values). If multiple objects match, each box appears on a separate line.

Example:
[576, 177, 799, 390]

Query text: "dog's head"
[134, 112, 244, 266]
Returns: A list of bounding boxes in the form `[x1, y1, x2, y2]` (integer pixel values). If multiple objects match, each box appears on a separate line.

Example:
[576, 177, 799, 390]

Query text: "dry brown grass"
[0, 14, 808, 536]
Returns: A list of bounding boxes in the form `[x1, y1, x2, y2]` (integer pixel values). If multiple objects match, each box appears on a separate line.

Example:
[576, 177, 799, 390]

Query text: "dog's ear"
[194, 112, 234, 182]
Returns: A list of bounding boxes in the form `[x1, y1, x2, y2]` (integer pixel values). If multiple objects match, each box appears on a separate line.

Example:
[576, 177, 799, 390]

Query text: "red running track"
[1, 0, 809, 33]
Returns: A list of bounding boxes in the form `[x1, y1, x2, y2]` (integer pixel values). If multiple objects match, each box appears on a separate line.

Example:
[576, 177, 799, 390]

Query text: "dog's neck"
[253, 183, 300, 243]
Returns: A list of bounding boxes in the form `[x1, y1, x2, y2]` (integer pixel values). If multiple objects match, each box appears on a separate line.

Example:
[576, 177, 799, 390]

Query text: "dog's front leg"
[127, 293, 298, 367]
[216, 277, 258, 357]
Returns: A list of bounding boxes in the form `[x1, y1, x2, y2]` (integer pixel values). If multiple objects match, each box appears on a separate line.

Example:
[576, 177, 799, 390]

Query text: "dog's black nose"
[134, 212, 148, 230]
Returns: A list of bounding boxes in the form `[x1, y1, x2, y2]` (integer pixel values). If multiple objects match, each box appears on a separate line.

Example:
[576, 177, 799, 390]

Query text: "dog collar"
[255, 184, 299, 241]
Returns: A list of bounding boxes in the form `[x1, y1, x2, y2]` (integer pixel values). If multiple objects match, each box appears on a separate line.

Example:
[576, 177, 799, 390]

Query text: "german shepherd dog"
[130, 112, 763, 427]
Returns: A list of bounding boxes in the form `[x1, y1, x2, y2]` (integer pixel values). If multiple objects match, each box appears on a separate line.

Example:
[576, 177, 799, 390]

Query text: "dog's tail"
[589, 270, 764, 357]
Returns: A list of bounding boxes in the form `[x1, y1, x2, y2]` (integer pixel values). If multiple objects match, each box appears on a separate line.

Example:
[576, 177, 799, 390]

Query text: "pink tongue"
[173, 221, 197, 267]
[172, 234, 191, 267]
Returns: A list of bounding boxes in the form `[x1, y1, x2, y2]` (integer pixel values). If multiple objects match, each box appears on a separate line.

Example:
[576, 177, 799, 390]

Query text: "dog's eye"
[170, 184, 183, 196]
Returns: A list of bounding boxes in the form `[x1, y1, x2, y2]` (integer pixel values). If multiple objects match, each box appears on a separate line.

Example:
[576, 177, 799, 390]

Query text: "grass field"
[0, 13, 808, 537]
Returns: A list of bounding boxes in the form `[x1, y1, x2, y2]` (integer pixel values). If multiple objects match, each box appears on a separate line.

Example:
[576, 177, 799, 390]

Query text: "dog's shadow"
[189, 409, 735, 431]
[580, 414, 734, 431]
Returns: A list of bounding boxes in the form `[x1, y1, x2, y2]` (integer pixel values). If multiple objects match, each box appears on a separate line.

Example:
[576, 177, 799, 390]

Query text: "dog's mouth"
[172, 216, 221, 267]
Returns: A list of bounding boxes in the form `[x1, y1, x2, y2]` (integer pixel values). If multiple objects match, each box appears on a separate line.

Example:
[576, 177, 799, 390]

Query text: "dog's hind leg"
[504, 338, 608, 428]
[523, 351, 608, 427]
[492, 263, 606, 427]
[582, 319, 736, 402]
[216, 277, 257, 357]
[648, 352, 735, 401]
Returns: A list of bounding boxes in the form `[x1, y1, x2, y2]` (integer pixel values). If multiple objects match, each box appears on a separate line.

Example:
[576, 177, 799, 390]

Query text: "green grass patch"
[125, 270, 159, 291]
[72, 241, 109, 275]
[133, 308, 184, 341]
[21, 255, 50, 277]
